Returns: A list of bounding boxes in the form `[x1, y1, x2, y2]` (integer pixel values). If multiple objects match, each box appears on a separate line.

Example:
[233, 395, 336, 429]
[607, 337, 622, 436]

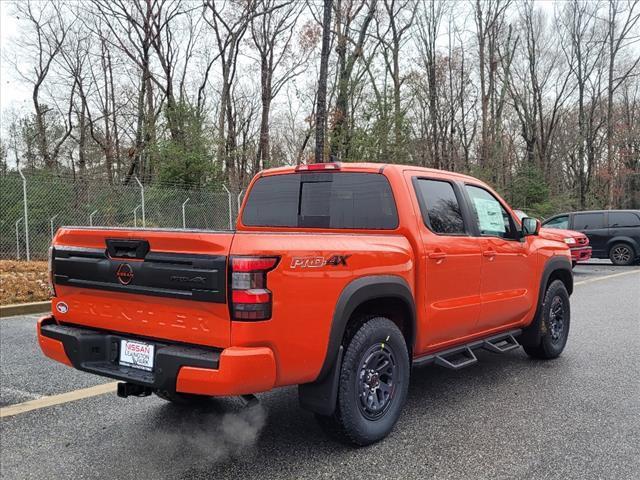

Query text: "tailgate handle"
[106, 239, 150, 259]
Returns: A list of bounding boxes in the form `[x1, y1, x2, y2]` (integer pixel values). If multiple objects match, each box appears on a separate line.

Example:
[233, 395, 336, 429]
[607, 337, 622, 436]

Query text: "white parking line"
[0, 382, 118, 419]
[574, 269, 640, 286]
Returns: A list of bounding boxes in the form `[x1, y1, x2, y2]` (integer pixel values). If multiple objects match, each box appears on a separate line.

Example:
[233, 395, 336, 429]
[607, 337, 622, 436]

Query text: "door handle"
[428, 251, 447, 260]
[483, 249, 497, 258]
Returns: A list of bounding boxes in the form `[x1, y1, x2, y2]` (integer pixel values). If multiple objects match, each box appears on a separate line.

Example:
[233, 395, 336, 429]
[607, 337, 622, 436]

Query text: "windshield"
[514, 209, 527, 221]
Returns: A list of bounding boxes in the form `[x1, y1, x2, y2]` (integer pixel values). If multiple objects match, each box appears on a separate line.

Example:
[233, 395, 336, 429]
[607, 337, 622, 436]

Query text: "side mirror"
[521, 217, 541, 237]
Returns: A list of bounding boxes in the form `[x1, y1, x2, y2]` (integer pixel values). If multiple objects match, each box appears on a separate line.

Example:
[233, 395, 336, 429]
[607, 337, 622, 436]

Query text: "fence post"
[15, 218, 23, 260]
[89, 210, 98, 227]
[134, 176, 146, 227]
[182, 198, 190, 229]
[222, 184, 233, 230]
[133, 205, 141, 227]
[17, 168, 30, 261]
[50, 214, 59, 241]
[237, 190, 244, 218]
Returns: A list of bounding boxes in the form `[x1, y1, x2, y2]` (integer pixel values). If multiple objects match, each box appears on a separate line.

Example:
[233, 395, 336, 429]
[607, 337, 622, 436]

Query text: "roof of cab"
[259, 162, 479, 183]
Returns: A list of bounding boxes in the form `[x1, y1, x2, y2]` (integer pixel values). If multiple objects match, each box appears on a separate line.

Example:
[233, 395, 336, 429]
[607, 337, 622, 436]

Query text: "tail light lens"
[230, 256, 279, 320]
[48, 246, 56, 296]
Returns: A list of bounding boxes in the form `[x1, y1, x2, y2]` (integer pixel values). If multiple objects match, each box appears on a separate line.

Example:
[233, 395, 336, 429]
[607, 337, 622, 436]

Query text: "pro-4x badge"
[290, 255, 351, 268]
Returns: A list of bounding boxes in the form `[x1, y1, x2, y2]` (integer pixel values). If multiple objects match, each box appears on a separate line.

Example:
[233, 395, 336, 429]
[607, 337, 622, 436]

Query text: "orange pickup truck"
[39, 163, 573, 445]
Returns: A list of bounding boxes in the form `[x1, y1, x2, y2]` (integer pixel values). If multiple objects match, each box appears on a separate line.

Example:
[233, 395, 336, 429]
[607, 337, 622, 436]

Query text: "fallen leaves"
[0, 260, 50, 305]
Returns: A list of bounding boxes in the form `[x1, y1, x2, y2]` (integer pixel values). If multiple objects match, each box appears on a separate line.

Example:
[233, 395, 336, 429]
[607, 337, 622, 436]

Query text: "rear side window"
[242, 172, 398, 229]
[573, 213, 604, 230]
[413, 179, 465, 234]
[609, 212, 640, 228]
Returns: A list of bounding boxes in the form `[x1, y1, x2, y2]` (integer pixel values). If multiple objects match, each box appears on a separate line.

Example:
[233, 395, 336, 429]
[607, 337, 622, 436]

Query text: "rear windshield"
[242, 172, 398, 229]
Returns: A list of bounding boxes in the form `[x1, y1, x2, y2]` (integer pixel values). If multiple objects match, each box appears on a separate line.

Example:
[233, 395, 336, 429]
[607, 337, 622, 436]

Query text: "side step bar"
[434, 347, 477, 370]
[413, 329, 522, 370]
[482, 333, 520, 353]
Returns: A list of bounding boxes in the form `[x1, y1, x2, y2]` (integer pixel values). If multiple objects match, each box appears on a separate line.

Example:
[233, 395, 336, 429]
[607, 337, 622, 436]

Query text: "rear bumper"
[570, 246, 592, 262]
[37, 316, 276, 396]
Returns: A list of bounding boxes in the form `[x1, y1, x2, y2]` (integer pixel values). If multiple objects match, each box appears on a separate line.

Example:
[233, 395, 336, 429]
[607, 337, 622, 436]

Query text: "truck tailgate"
[51, 228, 233, 348]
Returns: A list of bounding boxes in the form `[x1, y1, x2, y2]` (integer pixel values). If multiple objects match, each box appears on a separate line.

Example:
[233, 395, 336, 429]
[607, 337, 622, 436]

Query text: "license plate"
[119, 339, 155, 371]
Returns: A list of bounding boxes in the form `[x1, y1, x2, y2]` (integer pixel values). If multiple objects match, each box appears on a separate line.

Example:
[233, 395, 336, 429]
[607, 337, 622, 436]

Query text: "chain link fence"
[0, 171, 243, 260]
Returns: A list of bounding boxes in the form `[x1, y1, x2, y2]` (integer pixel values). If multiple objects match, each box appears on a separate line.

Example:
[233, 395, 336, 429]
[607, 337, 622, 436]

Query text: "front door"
[410, 175, 483, 352]
[571, 212, 608, 256]
[463, 184, 536, 332]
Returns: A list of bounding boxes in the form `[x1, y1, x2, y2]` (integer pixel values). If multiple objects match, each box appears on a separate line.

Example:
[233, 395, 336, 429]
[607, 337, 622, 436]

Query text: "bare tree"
[203, 0, 266, 177]
[605, 0, 640, 207]
[374, 0, 417, 162]
[417, 0, 446, 168]
[474, 0, 512, 172]
[4, 0, 640, 212]
[315, 0, 334, 163]
[14, 1, 74, 169]
[330, 0, 378, 161]
[558, 0, 608, 208]
[92, 0, 161, 182]
[251, 0, 306, 172]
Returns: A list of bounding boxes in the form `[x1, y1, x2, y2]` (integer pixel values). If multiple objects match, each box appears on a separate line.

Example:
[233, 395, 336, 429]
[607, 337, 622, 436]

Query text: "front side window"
[543, 215, 569, 229]
[465, 185, 517, 239]
[242, 172, 398, 229]
[573, 213, 604, 230]
[413, 179, 466, 235]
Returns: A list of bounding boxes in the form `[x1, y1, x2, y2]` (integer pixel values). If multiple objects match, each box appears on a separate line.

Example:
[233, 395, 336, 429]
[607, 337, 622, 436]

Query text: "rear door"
[410, 175, 483, 350]
[607, 211, 640, 255]
[463, 184, 535, 332]
[571, 212, 608, 256]
[52, 228, 233, 348]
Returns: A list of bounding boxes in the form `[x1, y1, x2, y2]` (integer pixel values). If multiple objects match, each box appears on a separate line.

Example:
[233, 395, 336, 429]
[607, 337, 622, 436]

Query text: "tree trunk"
[33, 87, 53, 169]
[315, 0, 333, 163]
[107, 48, 121, 179]
[476, 0, 489, 169]
[256, 52, 272, 173]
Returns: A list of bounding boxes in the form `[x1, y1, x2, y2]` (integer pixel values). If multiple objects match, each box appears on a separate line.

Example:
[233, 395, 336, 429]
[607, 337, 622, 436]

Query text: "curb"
[0, 301, 51, 318]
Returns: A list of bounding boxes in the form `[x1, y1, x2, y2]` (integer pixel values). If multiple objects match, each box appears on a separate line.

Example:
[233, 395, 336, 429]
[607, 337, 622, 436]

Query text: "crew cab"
[39, 163, 573, 445]
[514, 210, 592, 267]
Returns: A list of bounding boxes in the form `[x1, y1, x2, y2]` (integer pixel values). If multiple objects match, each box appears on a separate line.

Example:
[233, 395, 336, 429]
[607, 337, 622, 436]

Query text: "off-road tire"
[315, 317, 410, 446]
[523, 280, 570, 359]
[609, 242, 635, 266]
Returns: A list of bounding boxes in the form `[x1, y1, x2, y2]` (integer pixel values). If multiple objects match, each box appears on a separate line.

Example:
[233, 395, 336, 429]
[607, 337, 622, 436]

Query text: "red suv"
[515, 210, 592, 267]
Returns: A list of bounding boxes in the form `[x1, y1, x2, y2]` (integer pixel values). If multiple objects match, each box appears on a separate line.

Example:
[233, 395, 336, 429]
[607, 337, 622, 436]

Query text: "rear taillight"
[48, 246, 56, 296]
[230, 256, 279, 321]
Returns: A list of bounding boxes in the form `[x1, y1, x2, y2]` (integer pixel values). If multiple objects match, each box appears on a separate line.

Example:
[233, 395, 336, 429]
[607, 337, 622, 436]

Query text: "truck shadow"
[141, 348, 546, 478]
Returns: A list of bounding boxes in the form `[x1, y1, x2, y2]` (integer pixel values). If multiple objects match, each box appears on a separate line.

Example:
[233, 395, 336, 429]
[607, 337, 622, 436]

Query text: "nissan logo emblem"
[116, 263, 134, 285]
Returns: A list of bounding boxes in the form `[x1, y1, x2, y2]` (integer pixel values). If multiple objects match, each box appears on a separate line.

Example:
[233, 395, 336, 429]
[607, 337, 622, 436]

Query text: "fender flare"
[519, 255, 573, 347]
[298, 275, 415, 415]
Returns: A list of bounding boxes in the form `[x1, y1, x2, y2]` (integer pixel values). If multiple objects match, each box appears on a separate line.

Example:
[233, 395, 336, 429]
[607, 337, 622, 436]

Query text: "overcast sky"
[0, 1, 31, 127]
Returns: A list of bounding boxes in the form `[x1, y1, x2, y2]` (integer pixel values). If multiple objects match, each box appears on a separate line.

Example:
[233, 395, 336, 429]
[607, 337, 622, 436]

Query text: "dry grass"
[0, 260, 51, 305]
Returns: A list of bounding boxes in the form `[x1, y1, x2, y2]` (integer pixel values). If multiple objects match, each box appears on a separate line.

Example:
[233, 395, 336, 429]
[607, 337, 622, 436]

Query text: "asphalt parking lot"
[1, 261, 639, 480]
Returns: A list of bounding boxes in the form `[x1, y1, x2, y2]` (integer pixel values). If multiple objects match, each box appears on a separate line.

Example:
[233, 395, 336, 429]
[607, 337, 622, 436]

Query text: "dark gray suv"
[542, 210, 640, 266]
